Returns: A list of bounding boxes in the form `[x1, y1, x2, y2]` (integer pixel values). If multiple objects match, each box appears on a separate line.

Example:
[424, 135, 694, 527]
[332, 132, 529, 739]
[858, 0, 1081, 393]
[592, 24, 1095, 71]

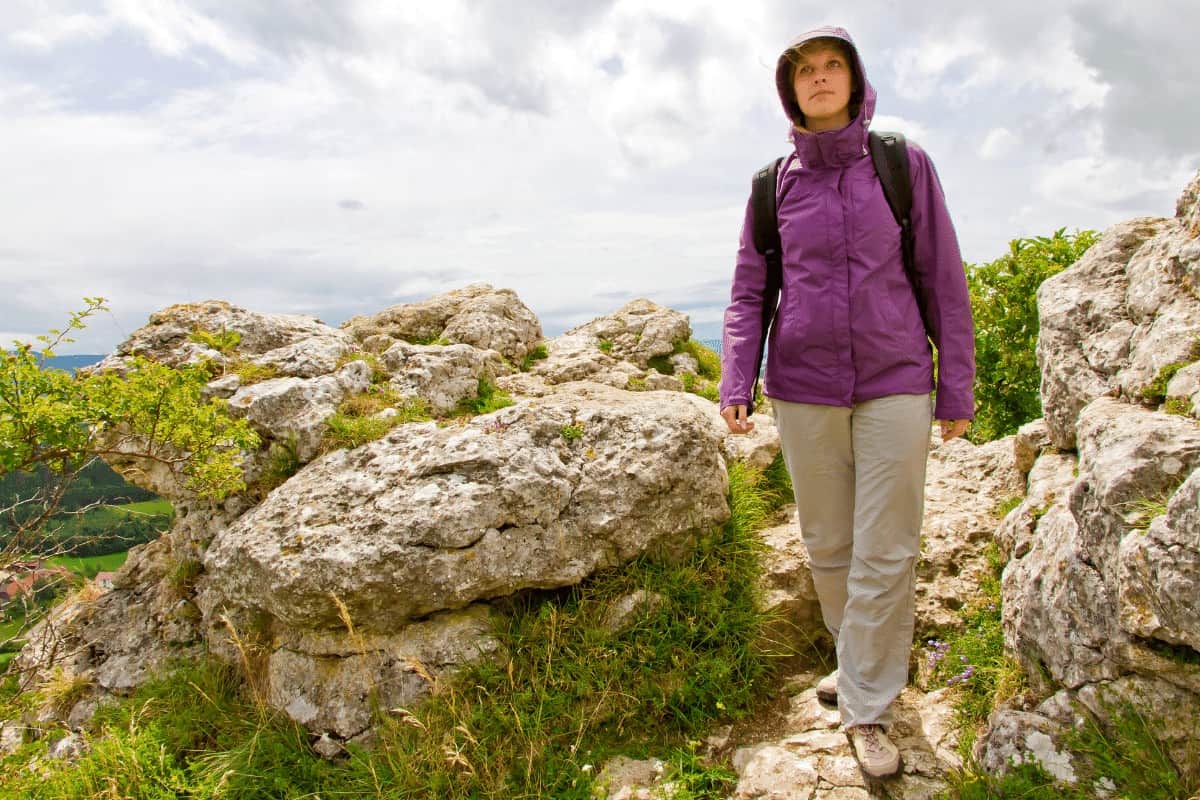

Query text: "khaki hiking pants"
[771, 393, 932, 728]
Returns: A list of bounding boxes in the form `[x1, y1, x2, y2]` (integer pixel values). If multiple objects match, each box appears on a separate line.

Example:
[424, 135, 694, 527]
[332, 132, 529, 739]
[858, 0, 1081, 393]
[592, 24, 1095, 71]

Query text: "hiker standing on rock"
[718, 26, 975, 780]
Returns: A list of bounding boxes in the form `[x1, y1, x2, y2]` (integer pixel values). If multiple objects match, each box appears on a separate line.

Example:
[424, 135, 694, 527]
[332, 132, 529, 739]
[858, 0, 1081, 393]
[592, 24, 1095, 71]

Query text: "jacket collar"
[788, 117, 870, 169]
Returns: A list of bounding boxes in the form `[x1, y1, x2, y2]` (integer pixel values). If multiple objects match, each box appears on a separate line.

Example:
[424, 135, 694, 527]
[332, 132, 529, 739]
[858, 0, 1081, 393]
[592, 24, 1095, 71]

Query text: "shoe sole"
[858, 752, 904, 784]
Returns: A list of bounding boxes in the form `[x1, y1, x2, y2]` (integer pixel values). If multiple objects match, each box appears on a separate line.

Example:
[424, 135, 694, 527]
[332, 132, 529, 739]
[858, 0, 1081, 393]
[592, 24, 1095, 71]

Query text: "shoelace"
[857, 725, 886, 755]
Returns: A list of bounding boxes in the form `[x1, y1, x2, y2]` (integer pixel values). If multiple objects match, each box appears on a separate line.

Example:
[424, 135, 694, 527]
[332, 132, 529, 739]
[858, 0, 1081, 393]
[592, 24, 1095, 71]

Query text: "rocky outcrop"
[978, 171, 1200, 784]
[1038, 171, 1200, 450]
[340, 282, 543, 364]
[12, 287, 734, 746]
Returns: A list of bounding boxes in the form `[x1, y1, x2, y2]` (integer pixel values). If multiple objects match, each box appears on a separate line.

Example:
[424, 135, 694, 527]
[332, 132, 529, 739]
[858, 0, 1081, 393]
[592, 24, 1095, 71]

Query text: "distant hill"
[38, 354, 105, 375]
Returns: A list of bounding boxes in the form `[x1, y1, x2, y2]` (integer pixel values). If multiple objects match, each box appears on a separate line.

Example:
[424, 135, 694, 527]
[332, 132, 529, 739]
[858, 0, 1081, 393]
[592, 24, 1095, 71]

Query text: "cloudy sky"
[2, 0, 1197, 353]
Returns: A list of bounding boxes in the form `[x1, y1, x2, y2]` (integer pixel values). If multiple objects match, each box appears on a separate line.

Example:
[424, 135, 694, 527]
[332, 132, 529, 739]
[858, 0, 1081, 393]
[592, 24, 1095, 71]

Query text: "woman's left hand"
[939, 419, 969, 442]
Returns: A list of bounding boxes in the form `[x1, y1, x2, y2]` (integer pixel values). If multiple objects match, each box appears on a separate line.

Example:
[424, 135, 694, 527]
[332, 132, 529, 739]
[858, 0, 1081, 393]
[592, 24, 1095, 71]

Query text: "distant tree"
[967, 229, 1100, 442]
[1, 299, 259, 655]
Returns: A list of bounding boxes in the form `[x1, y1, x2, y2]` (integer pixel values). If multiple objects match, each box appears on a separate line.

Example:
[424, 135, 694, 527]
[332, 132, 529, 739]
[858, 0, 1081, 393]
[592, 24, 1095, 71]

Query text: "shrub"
[967, 229, 1099, 443]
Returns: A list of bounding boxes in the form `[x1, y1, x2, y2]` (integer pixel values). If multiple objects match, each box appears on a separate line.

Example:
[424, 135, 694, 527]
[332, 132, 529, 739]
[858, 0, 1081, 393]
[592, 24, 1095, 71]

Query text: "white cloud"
[7, 11, 110, 50]
[0, 0, 1195, 352]
[979, 127, 1018, 160]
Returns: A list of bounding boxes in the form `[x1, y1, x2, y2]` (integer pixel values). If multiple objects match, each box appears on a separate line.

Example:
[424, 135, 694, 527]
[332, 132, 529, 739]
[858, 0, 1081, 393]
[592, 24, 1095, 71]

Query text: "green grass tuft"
[455, 377, 514, 417]
[188, 326, 241, 355]
[598, 338, 614, 354]
[521, 344, 550, 372]
[560, 423, 585, 442]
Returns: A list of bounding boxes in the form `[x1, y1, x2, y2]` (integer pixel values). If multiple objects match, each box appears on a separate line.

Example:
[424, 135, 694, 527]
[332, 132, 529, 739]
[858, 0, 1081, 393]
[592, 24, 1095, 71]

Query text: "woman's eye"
[828, 59, 842, 69]
[798, 65, 814, 75]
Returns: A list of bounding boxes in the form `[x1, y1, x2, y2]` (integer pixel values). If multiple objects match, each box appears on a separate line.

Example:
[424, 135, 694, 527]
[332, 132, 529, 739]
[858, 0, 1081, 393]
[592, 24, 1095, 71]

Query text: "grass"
[249, 434, 301, 497]
[323, 388, 433, 451]
[0, 455, 796, 800]
[921, 543, 1026, 758]
[37, 500, 173, 542]
[940, 699, 1199, 800]
[229, 358, 281, 385]
[560, 423, 585, 442]
[1126, 496, 1170, 531]
[1163, 397, 1192, 416]
[46, 550, 129, 578]
[991, 496, 1022, 520]
[598, 338, 614, 354]
[454, 377, 514, 417]
[521, 344, 550, 372]
[188, 327, 241, 354]
[1140, 338, 1200, 404]
[646, 340, 722, 403]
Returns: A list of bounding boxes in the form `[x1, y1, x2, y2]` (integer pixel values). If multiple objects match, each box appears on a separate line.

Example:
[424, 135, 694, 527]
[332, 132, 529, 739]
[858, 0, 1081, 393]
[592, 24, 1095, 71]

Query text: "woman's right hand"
[720, 405, 756, 435]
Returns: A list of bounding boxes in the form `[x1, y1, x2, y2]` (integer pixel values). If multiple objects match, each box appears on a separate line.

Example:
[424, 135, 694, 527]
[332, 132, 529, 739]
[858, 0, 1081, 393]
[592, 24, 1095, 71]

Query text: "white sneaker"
[815, 669, 838, 704]
[848, 724, 900, 778]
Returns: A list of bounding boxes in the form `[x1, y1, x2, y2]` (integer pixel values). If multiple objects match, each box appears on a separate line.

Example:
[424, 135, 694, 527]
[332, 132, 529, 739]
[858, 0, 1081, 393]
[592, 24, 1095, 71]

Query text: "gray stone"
[199, 384, 729, 633]
[1118, 470, 1200, 650]
[1036, 218, 1167, 450]
[381, 340, 512, 415]
[1013, 418, 1052, 475]
[342, 283, 542, 364]
[975, 710, 1079, 784]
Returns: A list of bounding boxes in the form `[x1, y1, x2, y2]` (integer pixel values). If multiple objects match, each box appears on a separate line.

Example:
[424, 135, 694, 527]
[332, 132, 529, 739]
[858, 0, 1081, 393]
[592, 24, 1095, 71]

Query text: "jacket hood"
[775, 26, 876, 164]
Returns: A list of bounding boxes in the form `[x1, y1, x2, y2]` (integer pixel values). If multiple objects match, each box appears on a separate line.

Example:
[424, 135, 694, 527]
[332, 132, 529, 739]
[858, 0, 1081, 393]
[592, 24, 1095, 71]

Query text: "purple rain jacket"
[719, 26, 975, 421]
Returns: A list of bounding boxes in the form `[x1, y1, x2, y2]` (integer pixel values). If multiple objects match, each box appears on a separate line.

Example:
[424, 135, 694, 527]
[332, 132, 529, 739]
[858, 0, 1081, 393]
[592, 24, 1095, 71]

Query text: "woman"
[718, 26, 974, 779]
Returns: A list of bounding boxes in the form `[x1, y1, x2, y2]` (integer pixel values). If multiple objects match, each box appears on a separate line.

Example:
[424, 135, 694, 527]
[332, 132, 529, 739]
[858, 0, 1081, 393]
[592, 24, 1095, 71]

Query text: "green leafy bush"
[967, 229, 1099, 442]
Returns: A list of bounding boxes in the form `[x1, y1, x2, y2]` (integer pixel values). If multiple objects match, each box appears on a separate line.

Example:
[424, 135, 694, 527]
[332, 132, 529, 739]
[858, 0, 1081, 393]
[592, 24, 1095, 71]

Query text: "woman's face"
[791, 44, 853, 131]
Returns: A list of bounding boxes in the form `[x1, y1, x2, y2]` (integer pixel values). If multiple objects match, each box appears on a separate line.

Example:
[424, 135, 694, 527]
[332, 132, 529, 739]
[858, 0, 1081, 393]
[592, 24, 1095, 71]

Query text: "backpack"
[745, 130, 925, 413]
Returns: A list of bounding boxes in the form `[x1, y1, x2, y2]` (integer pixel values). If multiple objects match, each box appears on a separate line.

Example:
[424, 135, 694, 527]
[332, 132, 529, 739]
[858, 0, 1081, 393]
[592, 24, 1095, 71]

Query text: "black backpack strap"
[868, 131, 930, 336]
[748, 157, 784, 414]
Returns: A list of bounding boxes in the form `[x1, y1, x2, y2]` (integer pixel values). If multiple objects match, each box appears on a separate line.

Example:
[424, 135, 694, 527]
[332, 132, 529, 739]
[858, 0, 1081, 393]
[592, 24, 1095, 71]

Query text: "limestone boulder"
[341, 283, 542, 364]
[198, 384, 729, 634]
[1013, 418, 1052, 476]
[265, 606, 497, 739]
[380, 340, 513, 415]
[1166, 361, 1200, 418]
[224, 360, 374, 464]
[915, 435, 1023, 632]
[994, 452, 1075, 561]
[528, 330, 643, 388]
[1038, 174, 1200, 450]
[94, 300, 345, 370]
[1118, 469, 1200, 650]
[1036, 218, 1163, 450]
[974, 710, 1081, 786]
[561, 299, 691, 369]
[1071, 397, 1200, 586]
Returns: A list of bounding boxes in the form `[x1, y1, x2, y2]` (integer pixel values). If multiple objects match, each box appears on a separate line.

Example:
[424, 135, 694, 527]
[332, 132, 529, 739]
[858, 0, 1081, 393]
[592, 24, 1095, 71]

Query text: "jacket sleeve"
[907, 143, 976, 420]
[718, 196, 769, 410]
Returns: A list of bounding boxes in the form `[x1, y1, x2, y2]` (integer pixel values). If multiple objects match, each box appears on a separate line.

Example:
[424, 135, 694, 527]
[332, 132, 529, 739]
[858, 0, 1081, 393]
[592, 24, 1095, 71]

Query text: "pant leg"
[837, 393, 933, 728]
[770, 398, 854, 640]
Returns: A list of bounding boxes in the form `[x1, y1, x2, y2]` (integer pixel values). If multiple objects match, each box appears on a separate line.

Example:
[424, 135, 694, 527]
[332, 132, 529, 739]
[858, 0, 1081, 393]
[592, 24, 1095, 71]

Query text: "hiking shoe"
[848, 724, 900, 778]
[815, 669, 838, 704]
